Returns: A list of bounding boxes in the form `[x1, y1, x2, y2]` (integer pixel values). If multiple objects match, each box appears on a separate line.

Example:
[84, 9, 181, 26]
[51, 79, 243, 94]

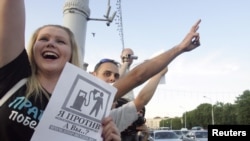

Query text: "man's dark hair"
[94, 58, 119, 72]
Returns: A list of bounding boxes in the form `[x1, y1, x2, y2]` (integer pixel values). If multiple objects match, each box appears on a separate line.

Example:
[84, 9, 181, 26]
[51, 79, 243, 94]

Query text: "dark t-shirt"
[0, 50, 31, 98]
[0, 50, 49, 141]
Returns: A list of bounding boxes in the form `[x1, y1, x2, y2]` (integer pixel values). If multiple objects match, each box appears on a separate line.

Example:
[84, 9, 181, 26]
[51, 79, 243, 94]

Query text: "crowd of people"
[0, 0, 201, 141]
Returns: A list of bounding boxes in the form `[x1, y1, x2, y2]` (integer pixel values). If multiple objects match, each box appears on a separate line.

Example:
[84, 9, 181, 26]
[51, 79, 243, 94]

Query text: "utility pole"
[204, 96, 214, 125]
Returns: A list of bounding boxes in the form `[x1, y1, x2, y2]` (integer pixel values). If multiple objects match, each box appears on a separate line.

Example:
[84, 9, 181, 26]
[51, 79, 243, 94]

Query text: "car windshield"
[182, 130, 189, 135]
[155, 132, 179, 139]
[173, 130, 182, 135]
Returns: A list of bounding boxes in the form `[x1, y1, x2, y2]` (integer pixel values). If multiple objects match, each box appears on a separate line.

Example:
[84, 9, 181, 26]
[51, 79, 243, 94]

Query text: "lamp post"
[184, 111, 186, 128]
[170, 118, 172, 130]
[203, 96, 214, 125]
[180, 106, 187, 128]
[163, 117, 167, 128]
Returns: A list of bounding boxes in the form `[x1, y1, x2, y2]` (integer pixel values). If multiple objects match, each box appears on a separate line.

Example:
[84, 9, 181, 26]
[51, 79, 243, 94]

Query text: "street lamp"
[203, 96, 214, 125]
[170, 118, 173, 130]
[180, 106, 187, 128]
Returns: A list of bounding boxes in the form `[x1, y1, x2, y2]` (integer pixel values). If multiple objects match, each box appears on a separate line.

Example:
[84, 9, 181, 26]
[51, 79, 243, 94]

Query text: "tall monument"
[63, 0, 90, 64]
[63, 0, 116, 68]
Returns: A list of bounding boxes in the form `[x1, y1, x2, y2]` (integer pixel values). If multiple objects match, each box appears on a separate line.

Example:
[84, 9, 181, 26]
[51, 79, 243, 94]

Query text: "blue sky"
[25, 0, 250, 118]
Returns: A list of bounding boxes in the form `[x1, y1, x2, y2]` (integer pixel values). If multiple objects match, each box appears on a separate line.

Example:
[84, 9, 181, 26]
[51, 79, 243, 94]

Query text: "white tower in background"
[63, 0, 116, 68]
[63, 0, 90, 64]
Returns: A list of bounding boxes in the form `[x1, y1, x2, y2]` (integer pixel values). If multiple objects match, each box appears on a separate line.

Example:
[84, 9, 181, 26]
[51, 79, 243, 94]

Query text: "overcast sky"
[25, 0, 250, 118]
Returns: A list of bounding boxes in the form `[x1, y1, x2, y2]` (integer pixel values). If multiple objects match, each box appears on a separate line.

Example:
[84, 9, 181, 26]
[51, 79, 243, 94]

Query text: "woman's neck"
[37, 73, 60, 94]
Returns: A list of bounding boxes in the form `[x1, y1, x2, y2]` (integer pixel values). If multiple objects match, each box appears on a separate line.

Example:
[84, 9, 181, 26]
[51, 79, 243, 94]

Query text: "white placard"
[31, 62, 117, 141]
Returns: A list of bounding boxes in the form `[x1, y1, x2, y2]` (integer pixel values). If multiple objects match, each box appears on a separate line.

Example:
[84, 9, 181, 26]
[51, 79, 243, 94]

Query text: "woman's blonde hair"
[26, 25, 83, 100]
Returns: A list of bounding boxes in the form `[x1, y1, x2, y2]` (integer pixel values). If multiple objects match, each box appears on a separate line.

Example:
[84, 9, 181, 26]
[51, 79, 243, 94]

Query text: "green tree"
[153, 89, 249, 129]
[235, 90, 250, 124]
[213, 102, 223, 124]
[171, 117, 182, 130]
[222, 103, 237, 124]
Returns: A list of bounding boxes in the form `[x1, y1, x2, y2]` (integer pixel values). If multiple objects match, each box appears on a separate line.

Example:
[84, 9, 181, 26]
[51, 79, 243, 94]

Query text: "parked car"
[180, 128, 188, 131]
[191, 126, 204, 130]
[150, 130, 182, 141]
[181, 130, 189, 136]
[181, 130, 208, 141]
[172, 130, 186, 138]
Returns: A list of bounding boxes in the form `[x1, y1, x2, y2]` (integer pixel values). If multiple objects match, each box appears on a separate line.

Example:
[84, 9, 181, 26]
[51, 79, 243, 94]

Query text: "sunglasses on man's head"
[99, 58, 118, 64]
[94, 58, 119, 71]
